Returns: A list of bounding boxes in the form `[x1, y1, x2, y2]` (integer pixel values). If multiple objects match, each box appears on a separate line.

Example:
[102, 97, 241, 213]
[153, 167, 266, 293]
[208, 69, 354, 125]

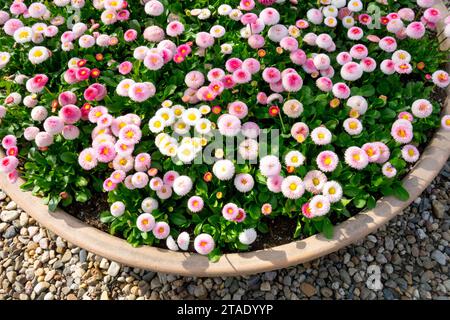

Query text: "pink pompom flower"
[136, 213, 155, 232]
[194, 233, 215, 255]
[187, 196, 204, 213]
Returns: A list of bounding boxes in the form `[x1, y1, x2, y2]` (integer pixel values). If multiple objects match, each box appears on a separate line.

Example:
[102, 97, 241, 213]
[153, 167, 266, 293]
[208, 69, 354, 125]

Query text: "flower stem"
[278, 112, 286, 134]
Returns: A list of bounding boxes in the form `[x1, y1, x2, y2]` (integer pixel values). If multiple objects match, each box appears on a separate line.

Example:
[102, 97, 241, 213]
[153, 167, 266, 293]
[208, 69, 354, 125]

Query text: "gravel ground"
[0, 160, 449, 300]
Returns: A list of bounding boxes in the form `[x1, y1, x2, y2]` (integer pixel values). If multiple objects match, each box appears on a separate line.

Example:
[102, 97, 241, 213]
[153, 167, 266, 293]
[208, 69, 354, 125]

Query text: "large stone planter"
[0, 3, 449, 277]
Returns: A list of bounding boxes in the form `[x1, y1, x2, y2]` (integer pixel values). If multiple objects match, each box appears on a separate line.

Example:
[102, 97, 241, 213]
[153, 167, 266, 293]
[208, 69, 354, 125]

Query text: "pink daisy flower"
[59, 105, 81, 124]
[128, 82, 155, 102]
[343, 118, 363, 135]
[290, 49, 307, 65]
[225, 58, 243, 73]
[380, 59, 396, 75]
[401, 145, 420, 163]
[134, 153, 151, 172]
[153, 221, 170, 239]
[282, 72, 303, 92]
[103, 178, 117, 191]
[0, 156, 18, 173]
[262, 67, 281, 84]
[166, 21, 184, 37]
[336, 52, 352, 65]
[163, 170, 180, 186]
[132, 172, 149, 189]
[1, 135, 16, 149]
[149, 177, 163, 191]
[194, 233, 215, 255]
[441, 115, 450, 131]
[43, 116, 64, 135]
[391, 119, 413, 144]
[114, 140, 134, 156]
[281, 175, 305, 199]
[316, 151, 339, 172]
[222, 203, 239, 221]
[411, 99, 433, 118]
[232, 69, 252, 84]
[309, 195, 331, 217]
[228, 101, 248, 119]
[267, 175, 283, 193]
[398, 111, 414, 122]
[110, 170, 126, 184]
[349, 44, 368, 59]
[119, 124, 142, 144]
[362, 143, 381, 163]
[379, 36, 397, 52]
[344, 146, 369, 170]
[137, 213, 156, 232]
[431, 70, 450, 88]
[95, 142, 116, 163]
[304, 170, 327, 194]
[78, 148, 98, 170]
[341, 62, 363, 81]
[316, 77, 333, 92]
[382, 162, 397, 178]
[187, 196, 204, 213]
[332, 82, 351, 99]
[405, 21, 425, 39]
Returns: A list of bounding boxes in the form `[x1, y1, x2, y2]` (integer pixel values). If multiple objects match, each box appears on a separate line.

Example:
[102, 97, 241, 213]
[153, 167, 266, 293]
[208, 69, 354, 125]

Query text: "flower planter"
[1, 84, 448, 277]
[0, 2, 449, 277]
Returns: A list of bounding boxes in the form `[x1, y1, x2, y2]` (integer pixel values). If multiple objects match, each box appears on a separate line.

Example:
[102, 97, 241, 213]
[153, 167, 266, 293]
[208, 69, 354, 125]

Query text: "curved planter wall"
[0, 3, 449, 276]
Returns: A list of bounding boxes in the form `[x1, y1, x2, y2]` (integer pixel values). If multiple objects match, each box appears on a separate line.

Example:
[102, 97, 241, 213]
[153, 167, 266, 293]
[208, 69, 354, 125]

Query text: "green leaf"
[207, 248, 222, 263]
[359, 84, 375, 97]
[195, 179, 208, 196]
[293, 220, 302, 239]
[367, 196, 376, 209]
[322, 218, 334, 239]
[48, 195, 61, 212]
[75, 191, 89, 202]
[257, 222, 269, 234]
[163, 84, 177, 98]
[100, 211, 115, 224]
[248, 203, 261, 220]
[75, 176, 88, 187]
[194, 222, 203, 236]
[344, 186, 360, 197]
[353, 197, 366, 209]
[381, 108, 397, 119]
[170, 212, 188, 226]
[393, 184, 410, 201]
[60, 152, 77, 164]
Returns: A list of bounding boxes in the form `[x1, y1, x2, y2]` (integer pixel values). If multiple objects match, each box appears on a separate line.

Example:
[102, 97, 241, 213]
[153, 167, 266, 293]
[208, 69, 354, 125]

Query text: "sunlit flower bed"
[0, 0, 449, 260]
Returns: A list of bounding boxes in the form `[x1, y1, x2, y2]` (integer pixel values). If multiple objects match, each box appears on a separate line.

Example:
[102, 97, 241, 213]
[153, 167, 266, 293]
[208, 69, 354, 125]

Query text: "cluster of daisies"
[0, 0, 449, 258]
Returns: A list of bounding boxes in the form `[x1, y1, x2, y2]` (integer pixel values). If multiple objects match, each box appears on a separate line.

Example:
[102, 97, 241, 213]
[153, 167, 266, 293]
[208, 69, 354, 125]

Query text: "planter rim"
[1, 3, 449, 277]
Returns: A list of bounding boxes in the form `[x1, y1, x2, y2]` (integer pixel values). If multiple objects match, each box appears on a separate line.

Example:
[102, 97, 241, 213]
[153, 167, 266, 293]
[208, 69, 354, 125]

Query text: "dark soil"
[64, 192, 109, 233]
[251, 216, 299, 250]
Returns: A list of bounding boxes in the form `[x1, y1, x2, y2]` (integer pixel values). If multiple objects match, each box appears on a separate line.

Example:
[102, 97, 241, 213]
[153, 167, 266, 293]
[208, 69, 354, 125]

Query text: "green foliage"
[0, 0, 445, 262]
